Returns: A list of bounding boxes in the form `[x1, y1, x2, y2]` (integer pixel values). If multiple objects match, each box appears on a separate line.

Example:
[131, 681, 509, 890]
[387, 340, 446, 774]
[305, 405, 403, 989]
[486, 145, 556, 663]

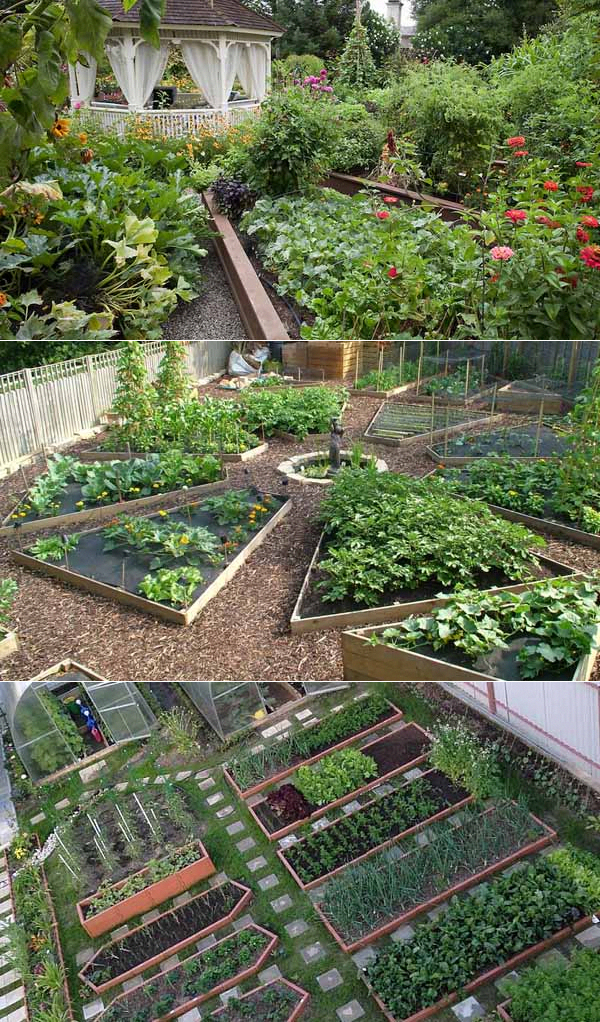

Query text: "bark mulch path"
[1, 390, 598, 683]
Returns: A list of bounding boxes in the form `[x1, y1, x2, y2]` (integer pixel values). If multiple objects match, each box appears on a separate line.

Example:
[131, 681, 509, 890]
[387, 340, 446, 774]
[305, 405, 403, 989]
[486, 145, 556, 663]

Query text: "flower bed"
[341, 575, 598, 682]
[210, 979, 310, 1022]
[225, 691, 403, 798]
[12, 488, 290, 625]
[291, 468, 573, 633]
[497, 948, 600, 1022]
[81, 880, 251, 992]
[364, 401, 488, 446]
[278, 768, 472, 889]
[365, 852, 598, 1022]
[97, 924, 278, 1022]
[248, 722, 431, 841]
[0, 452, 227, 536]
[77, 839, 216, 938]
[426, 424, 569, 466]
[349, 359, 440, 399]
[315, 801, 555, 952]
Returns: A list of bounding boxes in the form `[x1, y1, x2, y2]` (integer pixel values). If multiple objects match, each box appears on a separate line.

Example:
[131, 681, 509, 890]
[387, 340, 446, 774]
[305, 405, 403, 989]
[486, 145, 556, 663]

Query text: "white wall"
[370, 0, 415, 28]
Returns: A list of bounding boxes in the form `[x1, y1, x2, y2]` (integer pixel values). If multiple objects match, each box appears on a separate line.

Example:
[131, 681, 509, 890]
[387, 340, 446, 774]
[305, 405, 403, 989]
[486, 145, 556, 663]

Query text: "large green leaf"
[138, 0, 165, 48]
[64, 0, 112, 62]
[36, 29, 64, 94]
[0, 20, 23, 73]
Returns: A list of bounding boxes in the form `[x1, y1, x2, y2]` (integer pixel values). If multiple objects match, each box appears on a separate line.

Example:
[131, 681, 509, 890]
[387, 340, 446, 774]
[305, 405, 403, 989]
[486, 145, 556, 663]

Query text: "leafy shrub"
[212, 177, 254, 220]
[332, 102, 386, 174]
[295, 747, 378, 805]
[430, 722, 502, 797]
[507, 948, 600, 1022]
[238, 385, 346, 439]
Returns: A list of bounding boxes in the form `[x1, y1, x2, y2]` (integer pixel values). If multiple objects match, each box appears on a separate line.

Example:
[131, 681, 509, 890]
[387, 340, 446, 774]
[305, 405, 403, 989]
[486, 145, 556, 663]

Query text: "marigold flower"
[505, 209, 527, 223]
[577, 227, 590, 243]
[51, 118, 70, 139]
[158, 510, 168, 517]
[490, 246, 514, 261]
[506, 136, 525, 147]
[383, 196, 398, 204]
[179, 535, 190, 544]
[78, 132, 88, 144]
[0, 292, 7, 307]
[388, 266, 398, 279]
[576, 186, 594, 202]
[543, 181, 559, 191]
[376, 211, 390, 220]
[581, 215, 599, 228]
[580, 244, 600, 269]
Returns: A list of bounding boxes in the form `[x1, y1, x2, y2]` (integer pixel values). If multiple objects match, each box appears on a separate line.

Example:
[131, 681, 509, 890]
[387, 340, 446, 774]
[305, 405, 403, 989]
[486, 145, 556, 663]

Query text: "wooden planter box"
[247, 721, 431, 842]
[210, 979, 310, 1022]
[496, 382, 570, 415]
[341, 597, 599, 683]
[77, 840, 216, 938]
[78, 444, 269, 464]
[80, 880, 252, 993]
[0, 630, 19, 661]
[462, 497, 600, 551]
[322, 173, 466, 224]
[364, 401, 489, 448]
[12, 495, 292, 626]
[277, 765, 474, 891]
[497, 1002, 515, 1022]
[367, 915, 593, 1022]
[223, 699, 404, 799]
[0, 471, 230, 538]
[291, 532, 575, 634]
[425, 443, 562, 468]
[96, 924, 278, 1022]
[314, 805, 556, 953]
[348, 376, 438, 400]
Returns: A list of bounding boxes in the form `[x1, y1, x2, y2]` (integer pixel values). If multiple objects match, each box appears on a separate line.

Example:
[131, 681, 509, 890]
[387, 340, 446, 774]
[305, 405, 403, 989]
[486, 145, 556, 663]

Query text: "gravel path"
[1, 390, 598, 683]
[163, 240, 246, 339]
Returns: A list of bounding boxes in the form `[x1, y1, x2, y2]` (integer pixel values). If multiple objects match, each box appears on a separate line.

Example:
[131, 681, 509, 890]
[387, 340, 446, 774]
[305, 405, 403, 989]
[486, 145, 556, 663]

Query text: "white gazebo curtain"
[68, 54, 98, 107]
[181, 40, 245, 109]
[105, 37, 170, 109]
[237, 43, 269, 101]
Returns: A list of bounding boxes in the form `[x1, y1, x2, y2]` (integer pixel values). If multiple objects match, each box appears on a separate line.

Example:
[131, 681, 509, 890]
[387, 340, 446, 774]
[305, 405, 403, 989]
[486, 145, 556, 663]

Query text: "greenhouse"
[3, 677, 156, 782]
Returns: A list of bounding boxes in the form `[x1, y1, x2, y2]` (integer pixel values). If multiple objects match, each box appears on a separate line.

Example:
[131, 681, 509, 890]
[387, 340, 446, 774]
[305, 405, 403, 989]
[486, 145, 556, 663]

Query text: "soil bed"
[83, 881, 246, 987]
[385, 634, 581, 681]
[365, 402, 489, 444]
[429, 424, 568, 461]
[211, 980, 308, 1021]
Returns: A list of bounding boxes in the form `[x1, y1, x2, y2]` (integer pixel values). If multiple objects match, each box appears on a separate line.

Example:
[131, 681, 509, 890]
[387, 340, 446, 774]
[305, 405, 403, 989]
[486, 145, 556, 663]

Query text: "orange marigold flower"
[78, 132, 88, 144]
[51, 118, 70, 139]
[0, 293, 7, 307]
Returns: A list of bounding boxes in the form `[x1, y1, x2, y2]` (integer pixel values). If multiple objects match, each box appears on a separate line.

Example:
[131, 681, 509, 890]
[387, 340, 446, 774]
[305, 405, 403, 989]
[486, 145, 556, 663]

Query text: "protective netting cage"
[179, 682, 349, 741]
[3, 678, 156, 782]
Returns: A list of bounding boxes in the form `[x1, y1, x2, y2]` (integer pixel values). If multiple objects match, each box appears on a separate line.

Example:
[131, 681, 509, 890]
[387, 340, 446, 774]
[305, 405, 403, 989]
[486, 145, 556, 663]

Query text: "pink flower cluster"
[300, 69, 333, 93]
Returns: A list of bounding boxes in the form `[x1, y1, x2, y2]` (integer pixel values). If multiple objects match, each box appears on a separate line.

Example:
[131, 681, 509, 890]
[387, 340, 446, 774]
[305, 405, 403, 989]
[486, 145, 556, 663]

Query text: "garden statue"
[328, 417, 345, 475]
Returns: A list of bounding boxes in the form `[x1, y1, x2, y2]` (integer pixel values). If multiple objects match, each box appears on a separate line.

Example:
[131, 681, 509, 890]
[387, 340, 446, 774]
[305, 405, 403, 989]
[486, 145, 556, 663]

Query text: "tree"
[413, 0, 557, 63]
[0, 341, 120, 374]
[155, 341, 193, 404]
[337, 15, 377, 89]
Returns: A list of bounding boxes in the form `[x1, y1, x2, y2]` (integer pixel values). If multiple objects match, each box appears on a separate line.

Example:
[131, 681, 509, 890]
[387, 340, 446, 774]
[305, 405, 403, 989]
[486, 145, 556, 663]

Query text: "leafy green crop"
[238, 385, 346, 439]
[507, 949, 600, 1022]
[30, 534, 80, 562]
[138, 567, 204, 607]
[295, 747, 378, 806]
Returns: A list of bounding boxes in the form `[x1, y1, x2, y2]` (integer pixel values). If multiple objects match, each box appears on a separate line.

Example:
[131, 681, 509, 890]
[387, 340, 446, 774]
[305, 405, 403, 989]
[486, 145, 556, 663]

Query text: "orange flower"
[51, 118, 70, 139]
[78, 132, 88, 144]
[0, 293, 7, 308]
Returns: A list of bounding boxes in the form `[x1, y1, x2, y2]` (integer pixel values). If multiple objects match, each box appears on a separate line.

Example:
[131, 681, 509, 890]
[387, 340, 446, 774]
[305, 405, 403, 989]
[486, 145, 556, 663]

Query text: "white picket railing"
[80, 102, 261, 138]
[0, 341, 232, 477]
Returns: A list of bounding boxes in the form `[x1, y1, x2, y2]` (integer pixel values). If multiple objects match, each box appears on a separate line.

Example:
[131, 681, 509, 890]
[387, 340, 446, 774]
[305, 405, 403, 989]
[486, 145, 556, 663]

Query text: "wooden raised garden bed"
[291, 531, 575, 634]
[0, 630, 19, 661]
[80, 879, 252, 993]
[496, 380, 571, 415]
[314, 804, 557, 953]
[247, 721, 432, 841]
[210, 978, 310, 1022]
[223, 696, 404, 800]
[367, 915, 593, 1022]
[77, 839, 216, 938]
[12, 490, 291, 626]
[364, 401, 489, 447]
[277, 766, 473, 890]
[78, 444, 269, 465]
[348, 376, 438, 400]
[497, 1002, 516, 1022]
[341, 602, 599, 683]
[425, 424, 568, 466]
[0, 468, 230, 538]
[323, 173, 466, 224]
[96, 923, 278, 1022]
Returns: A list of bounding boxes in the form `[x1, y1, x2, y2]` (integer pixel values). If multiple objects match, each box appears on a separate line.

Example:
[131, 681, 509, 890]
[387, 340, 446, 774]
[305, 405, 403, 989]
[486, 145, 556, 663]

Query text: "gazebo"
[70, 0, 284, 136]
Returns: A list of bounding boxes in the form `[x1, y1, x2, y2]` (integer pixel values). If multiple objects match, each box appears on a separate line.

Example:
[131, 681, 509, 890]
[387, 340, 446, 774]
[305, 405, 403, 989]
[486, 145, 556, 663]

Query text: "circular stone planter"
[277, 450, 388, 486]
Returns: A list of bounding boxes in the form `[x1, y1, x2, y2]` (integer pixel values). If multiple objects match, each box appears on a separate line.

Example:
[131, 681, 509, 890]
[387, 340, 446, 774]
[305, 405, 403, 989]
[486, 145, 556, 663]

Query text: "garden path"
[163, 241, 247, 339]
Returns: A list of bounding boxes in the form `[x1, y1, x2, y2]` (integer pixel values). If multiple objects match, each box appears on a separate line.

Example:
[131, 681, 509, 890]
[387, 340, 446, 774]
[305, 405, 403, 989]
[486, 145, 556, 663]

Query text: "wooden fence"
[0, 341, 232, 477]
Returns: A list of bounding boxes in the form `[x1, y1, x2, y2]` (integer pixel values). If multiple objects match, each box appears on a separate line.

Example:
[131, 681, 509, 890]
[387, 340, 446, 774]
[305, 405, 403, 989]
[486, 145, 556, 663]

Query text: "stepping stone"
[249, 743, 265, 754]
[495, 971, 521, 995]
[175, 771, 192, 781]
[451, 996, 486, 1021]
[76, 948, 95, 966]
[259, 964, 283, 984]
[575, 923, 600, 949]
[226, 821, 245, 836]
[246, 855, 267, 873]
[311, 818, 329, 832]
[237, 837, 257, 854]
[285, 919, 309, 938]
[302, 720, 316, 728]
[123, 976, 143, 992]
[415, 831, 430, 847]
[278, 833, 299, 848]
[352, 946, 377, 970]
[336, 1000, 365, 1021]
[331, 705, 345, 713]
[83, 1000, 104, 1020]
[258, 874, 279, 891]
[246, 793, 263, 807]
[30, 812, 46, 826]
[262, 720, 291, 738]
[196, 769, 212, 780]
[206, 792, 224, 806]
[216, 805, 234, 819]
[173, 892, 192, 907]
[404, 767, 424, 781]
[300, 941, 326, 964]
[295, 709, 313, 720]
[208, 872, 228, 888]
[232, 913, 255, 931]
[160, 955, 179, 972]
[391, 924, 415, 943]
[537, 949, 567, 969]
[179, 1010, 202, 1022]
[270, 894, 293, 913]
[427, 903, 448, 921]
[220, 987, 241, 1005]
[372, 783, 394, 796]
[114, 783, 128, 793]
[449, 813, 463, 829]
[197, 934, 217, 951]
[55, 798, 70, 811]
[308, 886, 327, 904]
[384, 845, 404, 863]
[79, 760, 106, 784]
[317, 968, 343, 991]
[342, 801, 361, 815]
[198, 777, 216, 790]
[111, 925, 129, 940]
[141, 909, 161, 923]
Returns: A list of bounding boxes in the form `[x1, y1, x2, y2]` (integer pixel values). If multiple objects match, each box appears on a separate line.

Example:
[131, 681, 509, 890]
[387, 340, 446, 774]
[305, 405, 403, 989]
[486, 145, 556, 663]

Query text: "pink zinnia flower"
[507, 135, 526, 147]
[581, 215, 599, 228]
[376, 211, 390, 220]
[505, 209, 527, 223]
[388, 266, 398, 279]
[490, 246, 514, 261]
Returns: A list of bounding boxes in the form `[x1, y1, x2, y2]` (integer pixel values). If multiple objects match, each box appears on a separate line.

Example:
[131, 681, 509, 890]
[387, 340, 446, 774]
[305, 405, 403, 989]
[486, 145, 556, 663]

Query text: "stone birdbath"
[277, 417, 388, 487]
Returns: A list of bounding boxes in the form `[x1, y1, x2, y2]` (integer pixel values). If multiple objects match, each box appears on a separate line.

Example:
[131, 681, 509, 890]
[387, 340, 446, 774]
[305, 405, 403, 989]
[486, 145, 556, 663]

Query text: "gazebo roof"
[102, 0, 284, 33]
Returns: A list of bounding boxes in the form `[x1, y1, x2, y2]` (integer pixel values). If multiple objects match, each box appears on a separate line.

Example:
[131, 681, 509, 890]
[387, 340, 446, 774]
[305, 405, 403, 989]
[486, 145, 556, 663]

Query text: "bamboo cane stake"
[489, 384, 498, 426]
[430, 393, 436, 443]
[444, 403, 450, 456]
[378, 345, 384, 390]
[399, 344, 404, 385]
[416, 355, 423, 395]
[534, 398, 545, 457]
[464, 359, 471, 402]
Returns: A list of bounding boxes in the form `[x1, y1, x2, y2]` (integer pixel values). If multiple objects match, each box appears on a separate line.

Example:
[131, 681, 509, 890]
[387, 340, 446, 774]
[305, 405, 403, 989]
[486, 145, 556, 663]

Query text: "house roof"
[102, 0, 283, 33]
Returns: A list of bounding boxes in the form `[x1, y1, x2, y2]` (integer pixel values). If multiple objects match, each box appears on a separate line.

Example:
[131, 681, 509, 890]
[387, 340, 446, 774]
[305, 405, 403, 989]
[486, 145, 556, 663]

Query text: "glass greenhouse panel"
[180, 682, 267, 740]
[7, 683, 79, 782]
[84, 683, 156, 743]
